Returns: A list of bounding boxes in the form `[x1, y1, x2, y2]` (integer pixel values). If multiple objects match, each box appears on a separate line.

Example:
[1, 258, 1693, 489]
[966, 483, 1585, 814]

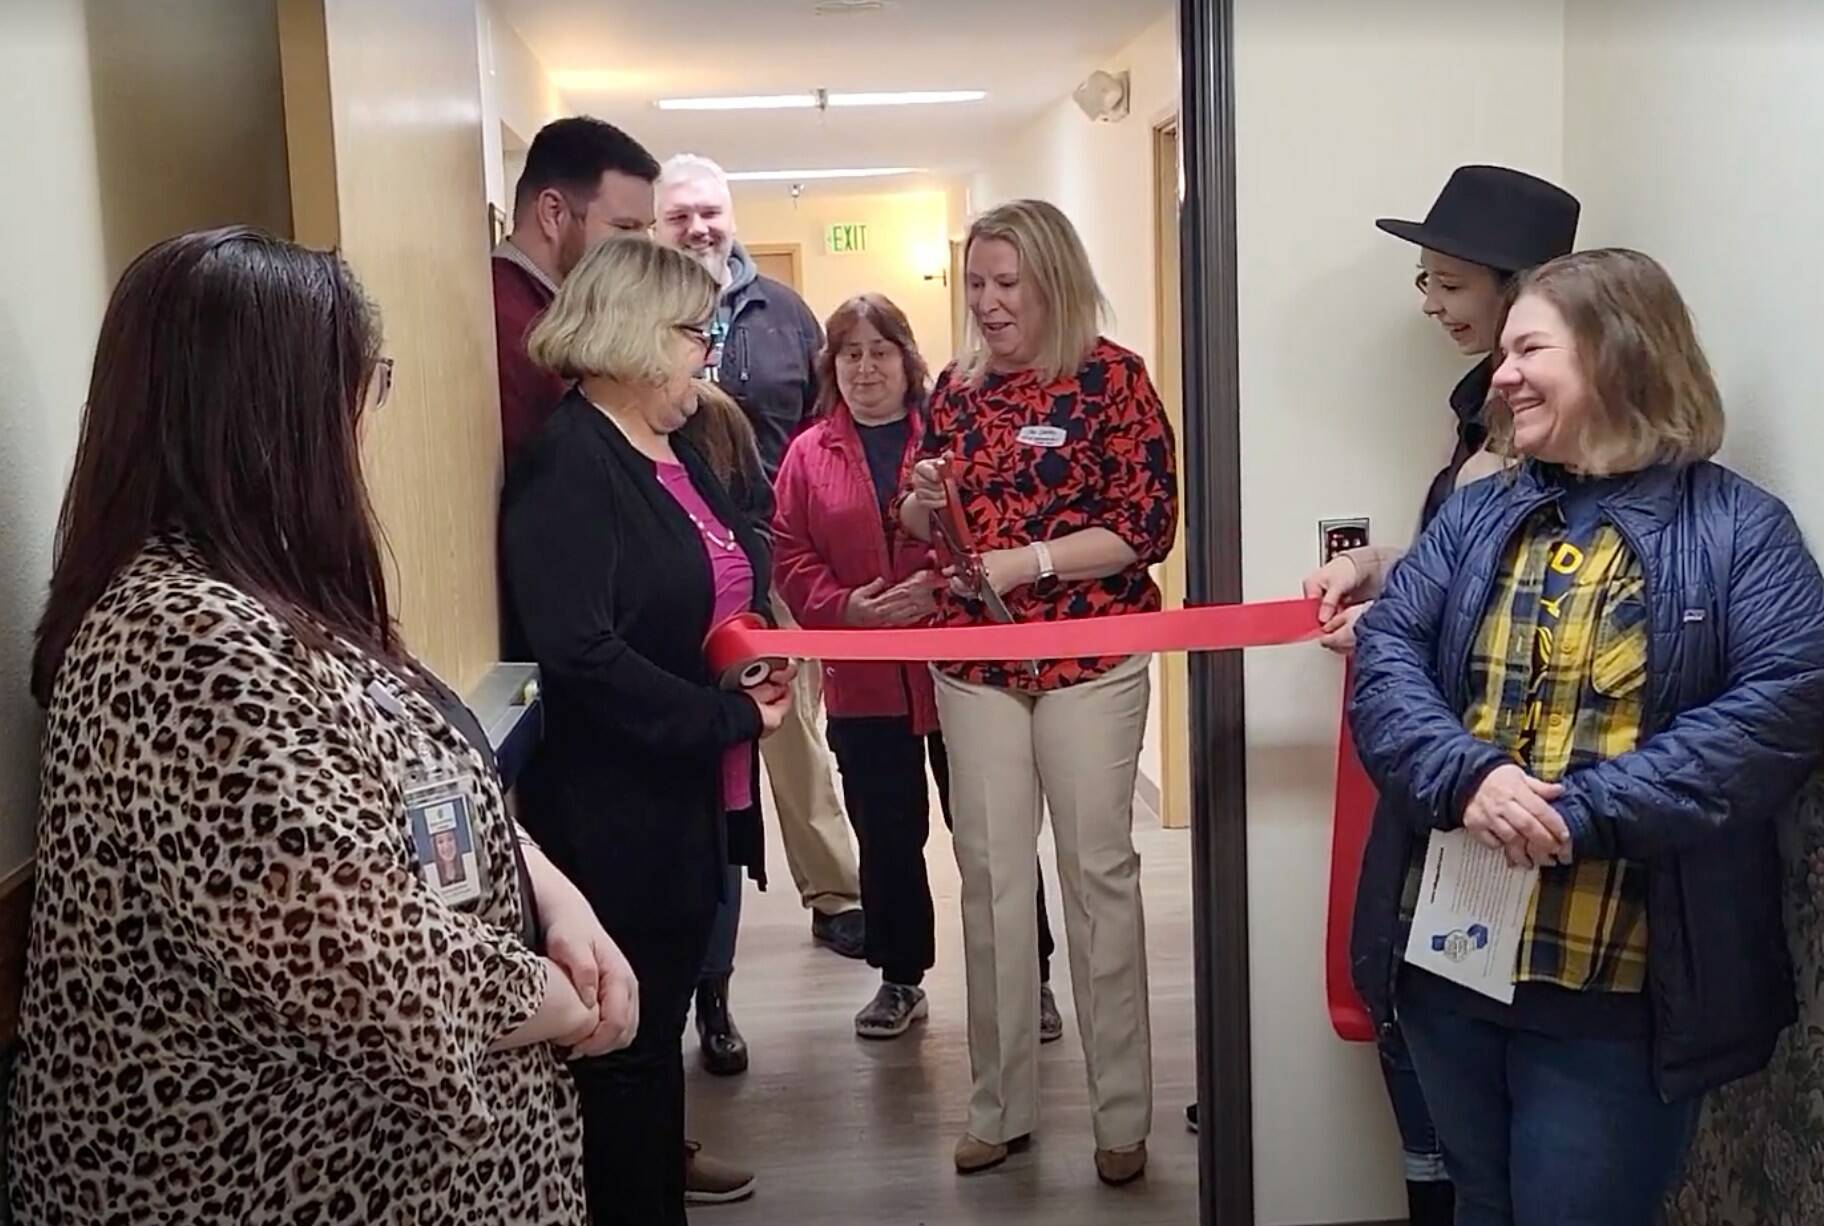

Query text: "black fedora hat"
[1376, 165, 1579, 274]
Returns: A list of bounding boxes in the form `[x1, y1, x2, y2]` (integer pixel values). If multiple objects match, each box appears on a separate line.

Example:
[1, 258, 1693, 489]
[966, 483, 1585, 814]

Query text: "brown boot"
[1095, 1140, 1148, 1186]
[683, 1140, 755, 1205]
[954, 1132, 1030, 1174]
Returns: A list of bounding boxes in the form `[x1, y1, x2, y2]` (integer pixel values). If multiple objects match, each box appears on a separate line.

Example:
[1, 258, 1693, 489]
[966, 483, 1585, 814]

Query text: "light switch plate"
[1319, 518, 1370, 565]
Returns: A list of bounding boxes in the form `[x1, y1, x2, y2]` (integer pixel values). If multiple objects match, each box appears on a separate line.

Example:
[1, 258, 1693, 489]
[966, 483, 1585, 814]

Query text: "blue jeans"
[700, 865, 743, 981]
[1380, 1022, 1448, 1183]
[1400, 997, 1701, 1226]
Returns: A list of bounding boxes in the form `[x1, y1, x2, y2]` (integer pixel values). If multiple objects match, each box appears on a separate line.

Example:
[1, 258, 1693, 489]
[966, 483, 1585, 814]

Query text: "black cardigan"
[500, 390, 772, 935]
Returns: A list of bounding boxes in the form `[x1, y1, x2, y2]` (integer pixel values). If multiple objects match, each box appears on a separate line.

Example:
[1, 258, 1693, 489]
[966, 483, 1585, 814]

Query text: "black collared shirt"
[1419, 357, 1495, 530]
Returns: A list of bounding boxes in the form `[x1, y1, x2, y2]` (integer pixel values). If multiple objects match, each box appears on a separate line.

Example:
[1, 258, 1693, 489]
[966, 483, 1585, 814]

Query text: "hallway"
[686, 790, 1201, 1225]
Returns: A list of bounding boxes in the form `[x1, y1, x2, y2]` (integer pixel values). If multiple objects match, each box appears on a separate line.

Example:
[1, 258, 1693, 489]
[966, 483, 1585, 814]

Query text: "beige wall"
[971, 12, 1179, 362]
[280, 0, 505, 690]
[1232, 1, 1566, 1221]
[478, 0, 564, 211]
[731, 186, 958, 371]
[83, 0, 293, 276]
[1564, 0, 1824, 537]
[0, 2, 113, 879]
[0, 0, 298, 880]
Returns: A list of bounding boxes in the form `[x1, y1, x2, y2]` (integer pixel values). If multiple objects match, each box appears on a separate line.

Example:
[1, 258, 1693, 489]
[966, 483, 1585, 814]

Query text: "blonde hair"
[527, 236, 718, 382]
[959, 199, 1109, 384]
[1486, 248, 1724, 474]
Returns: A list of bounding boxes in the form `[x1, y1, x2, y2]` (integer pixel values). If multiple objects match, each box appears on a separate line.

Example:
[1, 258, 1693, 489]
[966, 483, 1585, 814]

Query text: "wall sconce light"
[916, 240, 949, 287]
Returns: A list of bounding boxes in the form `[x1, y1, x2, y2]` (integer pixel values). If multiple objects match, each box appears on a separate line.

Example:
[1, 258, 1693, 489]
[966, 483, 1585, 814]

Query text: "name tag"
[1017, 425, 1068, 447]
[406, 772, 484, 907]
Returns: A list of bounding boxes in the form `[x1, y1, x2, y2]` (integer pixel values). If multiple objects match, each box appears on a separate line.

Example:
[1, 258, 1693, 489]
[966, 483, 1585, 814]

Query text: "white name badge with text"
[1016, 425, 1068, 448]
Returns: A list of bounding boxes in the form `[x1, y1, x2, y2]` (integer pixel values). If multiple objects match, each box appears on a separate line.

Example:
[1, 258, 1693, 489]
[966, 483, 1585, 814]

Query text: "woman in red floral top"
[897, 199, 1178, 1185]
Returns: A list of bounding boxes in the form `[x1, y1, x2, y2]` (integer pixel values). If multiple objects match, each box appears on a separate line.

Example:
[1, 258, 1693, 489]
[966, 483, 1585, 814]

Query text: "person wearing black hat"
[1306, 164, 1581, 653]
[1294, 165, 1578, 1226]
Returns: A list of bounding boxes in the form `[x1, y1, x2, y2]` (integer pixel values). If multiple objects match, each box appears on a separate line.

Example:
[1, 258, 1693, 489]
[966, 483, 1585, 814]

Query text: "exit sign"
[825, 223, 869, 254]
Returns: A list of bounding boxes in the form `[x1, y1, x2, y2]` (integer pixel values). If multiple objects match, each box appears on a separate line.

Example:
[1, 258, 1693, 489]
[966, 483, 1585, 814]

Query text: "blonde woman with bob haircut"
[501, 236, 786, 1223]
[1350, 248, 1824, 1226]
[898, 199, 1178, 1185]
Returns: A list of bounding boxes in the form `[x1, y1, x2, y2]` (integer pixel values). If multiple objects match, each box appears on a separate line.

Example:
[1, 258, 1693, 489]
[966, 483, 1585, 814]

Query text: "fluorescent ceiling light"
[725, 167, 925, 182]
[657, 94, 818, 111]
[656, 89, 985, 112]
[827, 90, 986, 107]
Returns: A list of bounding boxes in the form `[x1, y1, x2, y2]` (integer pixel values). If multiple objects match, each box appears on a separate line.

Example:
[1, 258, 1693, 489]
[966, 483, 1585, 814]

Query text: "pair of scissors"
[927, 456, 1040, 678]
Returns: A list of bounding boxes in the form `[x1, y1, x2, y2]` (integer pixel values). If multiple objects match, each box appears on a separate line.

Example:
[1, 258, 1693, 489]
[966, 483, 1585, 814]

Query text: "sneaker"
[683, 1140, 756, 1205]
[855, 983, 929, 1040]
[811, 908, 866, 959]
[1185, 1102, 1198, 1134]
[1039, 983, 1064, 1044]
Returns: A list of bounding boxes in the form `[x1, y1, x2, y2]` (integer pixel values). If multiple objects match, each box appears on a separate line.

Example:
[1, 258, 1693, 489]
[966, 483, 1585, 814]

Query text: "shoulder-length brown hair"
[958, 199, 1108, 385]
[1487, 248, 1724, 474]
[814, 293, 931, 417]
[32, 227, 396, 705]
[682, 378, 760, 488]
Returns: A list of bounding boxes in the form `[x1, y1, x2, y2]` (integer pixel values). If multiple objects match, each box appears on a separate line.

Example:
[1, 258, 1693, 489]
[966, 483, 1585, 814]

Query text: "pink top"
[656, 460, 756, 812]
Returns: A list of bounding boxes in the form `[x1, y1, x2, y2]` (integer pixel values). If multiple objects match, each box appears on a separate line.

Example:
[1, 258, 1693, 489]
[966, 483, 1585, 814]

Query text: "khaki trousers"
[761, 590, 861, 915]
[932, 654, 1154, 1149]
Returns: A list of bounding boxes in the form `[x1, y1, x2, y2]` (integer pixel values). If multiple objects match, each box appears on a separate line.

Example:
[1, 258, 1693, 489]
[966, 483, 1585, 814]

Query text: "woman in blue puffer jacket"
[1350, 247, 1824, 1226]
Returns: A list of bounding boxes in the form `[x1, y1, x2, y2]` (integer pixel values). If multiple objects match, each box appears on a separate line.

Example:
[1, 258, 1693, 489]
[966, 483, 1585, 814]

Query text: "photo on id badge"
[408, 775, 483, 907]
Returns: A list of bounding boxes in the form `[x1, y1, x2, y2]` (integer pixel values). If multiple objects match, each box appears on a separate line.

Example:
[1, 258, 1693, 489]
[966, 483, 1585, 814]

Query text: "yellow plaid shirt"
[1460, 505, 1652, 993]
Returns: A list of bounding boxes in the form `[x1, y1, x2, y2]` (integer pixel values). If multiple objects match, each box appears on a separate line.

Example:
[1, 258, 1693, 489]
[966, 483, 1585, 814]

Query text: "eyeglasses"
[372, 356, 396, 409]
[677, 324, 713, 353]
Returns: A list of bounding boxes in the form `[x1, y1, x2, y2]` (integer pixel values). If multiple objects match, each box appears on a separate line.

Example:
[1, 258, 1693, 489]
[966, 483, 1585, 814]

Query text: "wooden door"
[747, 243, 803, 292]
[278, 0, 502, 691]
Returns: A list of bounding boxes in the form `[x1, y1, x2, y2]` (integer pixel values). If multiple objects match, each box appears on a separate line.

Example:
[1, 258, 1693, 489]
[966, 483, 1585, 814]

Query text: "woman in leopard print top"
[7, 229, 633, 1223]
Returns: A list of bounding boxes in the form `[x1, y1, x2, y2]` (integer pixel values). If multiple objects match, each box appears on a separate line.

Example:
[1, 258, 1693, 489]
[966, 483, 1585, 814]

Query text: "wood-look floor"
[684, 792, 1201, 1224]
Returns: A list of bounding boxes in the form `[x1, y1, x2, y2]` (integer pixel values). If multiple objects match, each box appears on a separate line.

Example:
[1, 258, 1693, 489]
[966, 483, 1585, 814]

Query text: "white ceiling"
[493, 0, 1174, 189]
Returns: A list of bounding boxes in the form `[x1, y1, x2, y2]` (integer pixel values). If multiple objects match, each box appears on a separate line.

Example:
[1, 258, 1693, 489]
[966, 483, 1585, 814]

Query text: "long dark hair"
[814, 293, 930, 417]
[32, 227, 396, 705]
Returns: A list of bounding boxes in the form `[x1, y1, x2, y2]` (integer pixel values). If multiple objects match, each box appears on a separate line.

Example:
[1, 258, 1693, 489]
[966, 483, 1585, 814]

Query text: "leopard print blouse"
[6, 539, 586, 1223]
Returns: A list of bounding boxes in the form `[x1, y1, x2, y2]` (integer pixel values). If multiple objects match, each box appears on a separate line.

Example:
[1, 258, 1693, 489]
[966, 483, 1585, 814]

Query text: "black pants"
[831, 722, 1056, 983]
[829, 716, 940, 985]
[572, 915, 714, 1226]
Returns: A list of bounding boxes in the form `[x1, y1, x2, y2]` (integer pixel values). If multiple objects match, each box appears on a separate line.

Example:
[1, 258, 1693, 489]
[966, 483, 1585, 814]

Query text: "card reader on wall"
[1319, 518, 1370, 565]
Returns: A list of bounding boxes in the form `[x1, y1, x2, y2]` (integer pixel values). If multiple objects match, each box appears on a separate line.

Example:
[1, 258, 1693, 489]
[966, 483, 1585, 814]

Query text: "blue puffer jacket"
[1350, 459, 1824, 1102]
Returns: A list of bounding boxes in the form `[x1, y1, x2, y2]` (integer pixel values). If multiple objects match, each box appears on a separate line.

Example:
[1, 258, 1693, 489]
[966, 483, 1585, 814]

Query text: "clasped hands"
[1464, 763, 1575, 870]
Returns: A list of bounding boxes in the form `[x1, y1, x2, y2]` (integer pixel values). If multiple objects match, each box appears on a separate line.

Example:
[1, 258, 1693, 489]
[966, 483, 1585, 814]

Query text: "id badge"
[405, 769, 485, 907]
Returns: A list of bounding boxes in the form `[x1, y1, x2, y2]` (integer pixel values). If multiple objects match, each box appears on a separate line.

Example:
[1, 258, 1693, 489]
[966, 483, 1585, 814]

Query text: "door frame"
[1153, 117, 1189, 831]
[1179, 0, 1254, 1222]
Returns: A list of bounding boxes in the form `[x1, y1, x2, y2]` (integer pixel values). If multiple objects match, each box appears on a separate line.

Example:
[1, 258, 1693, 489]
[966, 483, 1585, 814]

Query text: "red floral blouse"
[910, 337, 1178, 691]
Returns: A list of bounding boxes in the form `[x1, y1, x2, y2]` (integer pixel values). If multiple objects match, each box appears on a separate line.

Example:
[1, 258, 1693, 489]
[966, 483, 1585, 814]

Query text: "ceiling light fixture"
[656, 94, 818, 112]
[826, 90, 986, 107]
[724, 167, 924, 182]
[655, 89, 984, 112]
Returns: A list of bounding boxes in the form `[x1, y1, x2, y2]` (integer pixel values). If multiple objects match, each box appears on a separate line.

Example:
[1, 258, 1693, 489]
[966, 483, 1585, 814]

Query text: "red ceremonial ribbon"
[703, 598, 1379, 1042]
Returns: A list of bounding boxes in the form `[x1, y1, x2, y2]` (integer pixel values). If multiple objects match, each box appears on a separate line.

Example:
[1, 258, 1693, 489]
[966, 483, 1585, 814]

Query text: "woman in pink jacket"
[773, 294, 949, 1039]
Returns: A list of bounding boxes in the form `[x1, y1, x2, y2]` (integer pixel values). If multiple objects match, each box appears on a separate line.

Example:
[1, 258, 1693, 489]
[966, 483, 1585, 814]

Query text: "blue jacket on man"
[713, 243, 823, 485]
[1350, 459, 1824, 1102]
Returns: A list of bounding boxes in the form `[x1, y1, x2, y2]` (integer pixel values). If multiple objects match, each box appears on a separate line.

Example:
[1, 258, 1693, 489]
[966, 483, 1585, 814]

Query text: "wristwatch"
[1031, 540, 1060, 597]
